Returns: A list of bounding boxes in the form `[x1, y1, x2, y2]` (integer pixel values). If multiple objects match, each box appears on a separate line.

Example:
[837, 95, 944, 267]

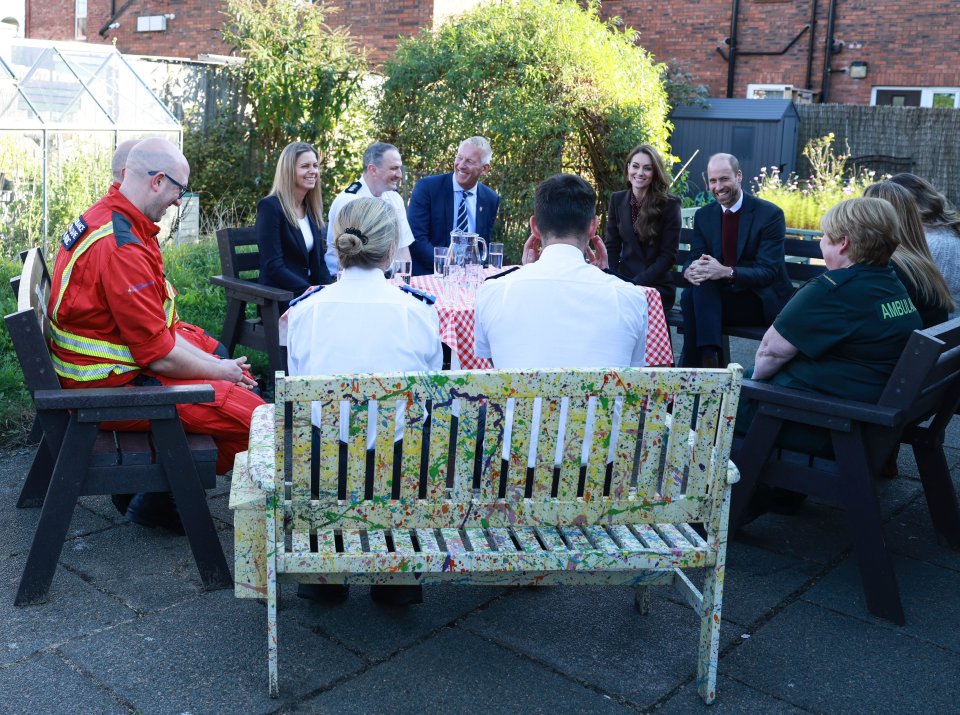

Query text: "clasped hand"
[684, 254, 726, 286]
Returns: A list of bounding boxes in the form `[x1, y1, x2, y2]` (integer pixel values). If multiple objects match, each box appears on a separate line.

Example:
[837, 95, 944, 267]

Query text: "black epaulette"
[344, 181, 362, 195]
[288, 284, 325, 308]
[484, 266, 521, 280]
[400, 284, 436, 305]
[60, 215, 89, 250]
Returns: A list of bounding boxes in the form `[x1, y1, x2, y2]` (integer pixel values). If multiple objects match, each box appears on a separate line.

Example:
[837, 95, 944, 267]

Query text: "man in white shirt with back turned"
[475, 173, 647, 369]
[475, 173, 649, 470]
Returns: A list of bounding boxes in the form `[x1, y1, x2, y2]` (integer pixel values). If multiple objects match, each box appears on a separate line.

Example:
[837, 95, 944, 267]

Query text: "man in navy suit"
[680, 153, 794, 367]
[407, 136, 500, 275]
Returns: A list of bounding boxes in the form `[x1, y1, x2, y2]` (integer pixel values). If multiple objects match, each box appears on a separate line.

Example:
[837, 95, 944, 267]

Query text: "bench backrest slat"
[274, 367, 743, 532]
[216, 227, 262, 280]
[6, 248, 60, 395]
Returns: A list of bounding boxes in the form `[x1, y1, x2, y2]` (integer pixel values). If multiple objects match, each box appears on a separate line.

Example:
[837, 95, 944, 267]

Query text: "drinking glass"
[462, 263, 483, 306]
[434, 246, 448, 276]
[392, 259, 412, 285]
[489, 242, 504, 270]
[444, 264, 465, 305]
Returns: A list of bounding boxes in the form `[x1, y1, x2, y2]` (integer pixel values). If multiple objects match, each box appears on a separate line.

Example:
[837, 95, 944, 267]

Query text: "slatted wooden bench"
[230, 366, 743, 701]
[210, 227, 293, 382]
[6, 248, 231, 604]
[667, 226, 825, 360]
[731, 317, 960, 624]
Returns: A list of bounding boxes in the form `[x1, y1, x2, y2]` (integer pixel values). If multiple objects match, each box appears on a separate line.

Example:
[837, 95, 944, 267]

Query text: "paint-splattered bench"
[230, 367, 743, 701]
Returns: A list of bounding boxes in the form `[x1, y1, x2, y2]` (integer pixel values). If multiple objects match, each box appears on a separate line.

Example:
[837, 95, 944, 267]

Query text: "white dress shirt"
[324, 176, 415, 273]
[285, 266, 442, 442]
[475, 242, 649, 466]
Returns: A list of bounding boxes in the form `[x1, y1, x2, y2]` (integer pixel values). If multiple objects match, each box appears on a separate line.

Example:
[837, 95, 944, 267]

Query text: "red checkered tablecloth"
[411, 270, 673, 368]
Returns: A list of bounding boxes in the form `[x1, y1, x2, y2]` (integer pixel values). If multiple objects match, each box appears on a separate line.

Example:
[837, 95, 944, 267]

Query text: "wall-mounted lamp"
[849, 61, 868, 79]
[108, 22, 120, 29]
[163, 13, 175, 20]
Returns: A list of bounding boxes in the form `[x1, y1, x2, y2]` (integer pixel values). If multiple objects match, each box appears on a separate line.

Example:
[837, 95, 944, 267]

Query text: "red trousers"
[101, 324, 265, 474]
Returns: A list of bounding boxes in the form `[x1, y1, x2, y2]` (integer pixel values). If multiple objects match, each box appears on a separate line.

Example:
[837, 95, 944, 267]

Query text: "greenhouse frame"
[0, 38, 182, 254]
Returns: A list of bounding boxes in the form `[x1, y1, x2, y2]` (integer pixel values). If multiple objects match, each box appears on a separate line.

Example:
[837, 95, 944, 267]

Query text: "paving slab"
[300, 627, 635, 715]
[733, 500, 851, 565]
[886, 499, 960, 572]
[802, 554, 960, 652]
[673, 540, 822, 627]
[0, 653, 124, 715]
[0, 557, 133, 666]
[657, 674, 813, 714]
[722, 599, 960, 714]
[461, 585, 737, 709]
[57, 520, 233, 613]
[0, 452, 116, 559]
[284, 583, 507, 660]
[59, 589, 363, 714]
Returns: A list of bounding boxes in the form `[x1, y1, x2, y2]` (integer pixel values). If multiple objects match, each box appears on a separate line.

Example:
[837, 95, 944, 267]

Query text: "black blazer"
[256, 195, 333, 295]
[683, 192, 794, 323]
[604, 191, 681, 309]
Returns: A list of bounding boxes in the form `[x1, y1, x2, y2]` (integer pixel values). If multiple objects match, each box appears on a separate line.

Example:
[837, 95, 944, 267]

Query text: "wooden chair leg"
[910, 440, 960, 548]
[833, 428, 905, 624]
[221, 297, 244, 357]
[17, 433, 56, 508]
[696, 487, 731, 705]
[151, 418, 232, 591]
[261, 302, 285, 378]
[15, 418, 97, 605]
[729, 414, 782, 528]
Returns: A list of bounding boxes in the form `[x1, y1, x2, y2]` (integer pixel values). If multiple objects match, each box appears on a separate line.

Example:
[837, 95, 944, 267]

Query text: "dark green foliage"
[0, 256, 36, 447]
[220, 0, 375, 209]
[379, 0, 672, 261]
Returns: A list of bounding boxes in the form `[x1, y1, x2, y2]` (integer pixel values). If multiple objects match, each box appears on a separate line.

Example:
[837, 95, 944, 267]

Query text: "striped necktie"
[457, 190, 472, 232]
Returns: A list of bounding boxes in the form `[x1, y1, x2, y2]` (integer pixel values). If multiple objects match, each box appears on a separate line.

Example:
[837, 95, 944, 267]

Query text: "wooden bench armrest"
[209, 275, 294, 303]
[726, 461, 741, 485]
[34, 384, 215, 410]
[743, 380, 903, 428]
[246, 403, 279, 492]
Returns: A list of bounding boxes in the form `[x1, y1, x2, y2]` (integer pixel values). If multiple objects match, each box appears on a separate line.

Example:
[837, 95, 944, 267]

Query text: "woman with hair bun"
[284, 197, 442, 607]
[256, 141, 333, 295]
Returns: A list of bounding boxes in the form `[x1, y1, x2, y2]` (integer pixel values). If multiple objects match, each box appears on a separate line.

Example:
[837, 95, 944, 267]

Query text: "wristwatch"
[728, 267, 736, 282]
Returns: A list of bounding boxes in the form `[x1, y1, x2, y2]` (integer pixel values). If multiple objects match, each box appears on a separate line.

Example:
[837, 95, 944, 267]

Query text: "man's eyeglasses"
[147, 170, 189, 200]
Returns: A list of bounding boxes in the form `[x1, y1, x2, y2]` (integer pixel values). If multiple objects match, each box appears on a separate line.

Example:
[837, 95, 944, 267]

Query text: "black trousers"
[680, 280, 766, 367]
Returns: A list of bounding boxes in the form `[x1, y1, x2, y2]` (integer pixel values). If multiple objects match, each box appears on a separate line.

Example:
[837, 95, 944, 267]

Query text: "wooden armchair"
[210, 227, 292, 381]
[6, 248, 231, 604]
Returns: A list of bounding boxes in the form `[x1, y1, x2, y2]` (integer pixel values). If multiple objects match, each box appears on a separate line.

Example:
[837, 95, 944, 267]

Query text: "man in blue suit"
[680, 153, 794, 367]
[407, 137, 500, 275]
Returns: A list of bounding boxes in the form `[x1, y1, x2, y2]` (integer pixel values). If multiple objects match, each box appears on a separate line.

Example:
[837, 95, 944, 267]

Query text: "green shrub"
[378, 0, 672, 262]
[219, 0, 375, 209]
[0, 256, 35, 447]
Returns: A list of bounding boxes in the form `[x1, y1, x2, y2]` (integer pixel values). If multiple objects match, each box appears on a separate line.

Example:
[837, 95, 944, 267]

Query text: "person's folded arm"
[752, 325, 799, 380]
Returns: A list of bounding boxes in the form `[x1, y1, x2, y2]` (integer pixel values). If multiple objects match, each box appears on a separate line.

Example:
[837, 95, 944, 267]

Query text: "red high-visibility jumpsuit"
[48, 187, 263, 474]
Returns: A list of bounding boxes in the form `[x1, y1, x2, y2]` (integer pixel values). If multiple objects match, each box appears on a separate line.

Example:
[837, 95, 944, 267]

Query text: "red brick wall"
[26, 0, 960, 105]
[599, 0, 960, 105]
[26, 0, 431, 68]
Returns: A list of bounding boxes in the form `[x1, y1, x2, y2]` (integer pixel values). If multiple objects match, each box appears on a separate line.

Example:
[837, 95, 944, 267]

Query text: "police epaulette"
[484, 266, 520, 280]
[288, 284, 325, 308]
[60, 215, 88, 250]
[400, 284, 436, 305]
[344, 181, 362, 194]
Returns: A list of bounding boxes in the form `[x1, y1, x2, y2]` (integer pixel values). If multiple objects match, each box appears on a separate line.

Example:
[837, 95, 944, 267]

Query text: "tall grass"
[753, 134, 880, 230]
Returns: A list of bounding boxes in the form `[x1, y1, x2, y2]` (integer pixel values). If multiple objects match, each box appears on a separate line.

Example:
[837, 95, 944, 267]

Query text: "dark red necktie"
[721, 209, 738, 267]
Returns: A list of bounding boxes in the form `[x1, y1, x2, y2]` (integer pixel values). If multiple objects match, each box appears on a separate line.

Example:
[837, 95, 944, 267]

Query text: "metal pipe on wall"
[805, 0, 819, 90]
[726, 0, 741, 98]
[820, 0, 839, 103]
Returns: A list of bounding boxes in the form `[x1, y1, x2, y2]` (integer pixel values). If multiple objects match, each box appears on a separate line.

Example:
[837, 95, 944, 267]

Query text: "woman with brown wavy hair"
[603, 144, 682, 309]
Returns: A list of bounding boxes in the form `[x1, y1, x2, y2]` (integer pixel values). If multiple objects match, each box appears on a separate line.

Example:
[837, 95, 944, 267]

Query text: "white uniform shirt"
[475, 243, 648, 367]
[324, 176, 415, 274]
[474, 243, 649, 466]
[285, 266, 443, 441]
